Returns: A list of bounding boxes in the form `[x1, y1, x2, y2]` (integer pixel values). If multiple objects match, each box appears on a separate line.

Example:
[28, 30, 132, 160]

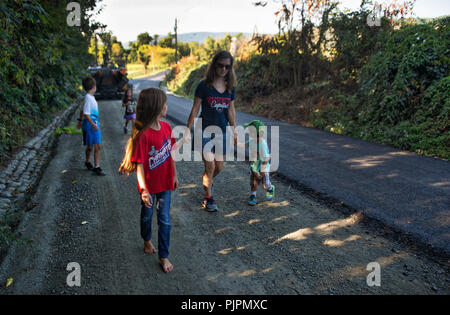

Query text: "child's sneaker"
[85, 162, 93, 170]
[124, 126, 128, 134]
[92, 167, 106, 176]
[266, 185, 275, 201]
[248, 195, 257, 206]
[202, 197, 218, 212]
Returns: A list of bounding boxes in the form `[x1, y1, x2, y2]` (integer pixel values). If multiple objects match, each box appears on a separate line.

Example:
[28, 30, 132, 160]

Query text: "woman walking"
[185, 50, 237, 212]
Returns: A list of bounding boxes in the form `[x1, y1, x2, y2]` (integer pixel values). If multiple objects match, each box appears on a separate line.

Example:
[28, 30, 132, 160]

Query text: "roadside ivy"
[0, 0, 103, 166]
[356, 17, 449, 158]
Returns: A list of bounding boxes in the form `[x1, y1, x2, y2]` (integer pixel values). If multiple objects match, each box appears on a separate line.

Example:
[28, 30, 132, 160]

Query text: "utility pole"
[174, 18, 178, 64]
[93, 32, 99, 66]
[152, 49, 155, 72]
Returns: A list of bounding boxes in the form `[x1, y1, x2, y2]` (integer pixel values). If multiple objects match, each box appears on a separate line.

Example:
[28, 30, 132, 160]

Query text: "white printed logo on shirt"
[208, 96, 230, 112]
[148, 138, 172, 170]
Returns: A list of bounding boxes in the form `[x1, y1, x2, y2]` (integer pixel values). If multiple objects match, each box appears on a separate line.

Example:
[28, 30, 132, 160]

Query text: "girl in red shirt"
[119, 88, 178, 274]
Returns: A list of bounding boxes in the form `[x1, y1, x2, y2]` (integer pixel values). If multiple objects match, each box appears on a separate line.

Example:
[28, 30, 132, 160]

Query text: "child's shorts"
[124, 113, 136, 120]
[82, 120, 101, 146]
[250, 172, 272, 190]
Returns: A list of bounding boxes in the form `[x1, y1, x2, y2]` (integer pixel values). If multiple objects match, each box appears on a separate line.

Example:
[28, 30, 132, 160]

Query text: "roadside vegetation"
[0, 0, 104, 168]
[162, 1, 449, 160]
[0, 0, 104, 251]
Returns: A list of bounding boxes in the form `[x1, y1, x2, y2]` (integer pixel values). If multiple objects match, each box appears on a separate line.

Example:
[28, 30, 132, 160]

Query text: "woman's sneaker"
[92, 167, 106, 176]
[248, 195, 257, 206]
[202, 197, 218, 212]
[266, 185, 275, 201]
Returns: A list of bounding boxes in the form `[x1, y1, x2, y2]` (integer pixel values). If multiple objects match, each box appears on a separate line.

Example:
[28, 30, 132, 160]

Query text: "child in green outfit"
[236, 120, 275, 205]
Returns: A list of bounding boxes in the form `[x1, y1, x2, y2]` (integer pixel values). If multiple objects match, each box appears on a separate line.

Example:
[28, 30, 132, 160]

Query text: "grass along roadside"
[126, 63, 171, 80]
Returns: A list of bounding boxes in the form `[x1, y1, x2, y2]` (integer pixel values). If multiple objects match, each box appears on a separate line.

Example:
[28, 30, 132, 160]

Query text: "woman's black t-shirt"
[194, 80, 235, 132]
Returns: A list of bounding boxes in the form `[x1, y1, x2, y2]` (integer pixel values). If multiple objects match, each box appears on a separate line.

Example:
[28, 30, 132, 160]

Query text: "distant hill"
[170, 32, 253, 43]
[124, 32, 253, 48]
[415, 15, 449, 23]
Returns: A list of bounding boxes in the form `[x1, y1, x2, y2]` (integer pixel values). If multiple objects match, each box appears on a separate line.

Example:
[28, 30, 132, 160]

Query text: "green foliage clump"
[312, 16, 449, 159]
[236, 54, 289, 102]
[0, 0, 101, 166]
[54, 122, 83, 136]
[162, 8, 449, 159]
[356, 17, 449, 158]
[330, 9, 391, 83]
[163, 56, 208, 99]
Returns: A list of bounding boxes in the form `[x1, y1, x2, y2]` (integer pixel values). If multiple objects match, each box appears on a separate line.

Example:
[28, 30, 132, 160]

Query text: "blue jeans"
[140, 190, 172, 258]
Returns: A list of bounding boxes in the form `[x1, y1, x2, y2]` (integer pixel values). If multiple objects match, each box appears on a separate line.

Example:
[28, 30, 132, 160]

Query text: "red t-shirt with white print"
[131, 121, 175, 194]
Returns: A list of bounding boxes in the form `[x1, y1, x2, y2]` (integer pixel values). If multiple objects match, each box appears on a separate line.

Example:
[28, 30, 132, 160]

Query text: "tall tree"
[111, 42, 125, 66]
[137, 32, 153, 46]
[153, 34, 159, 45]
[159, 33, 176, 49]
[138, 45, 151, 74]
[98, 31, 113, 66]
[127, 41, 140, 63]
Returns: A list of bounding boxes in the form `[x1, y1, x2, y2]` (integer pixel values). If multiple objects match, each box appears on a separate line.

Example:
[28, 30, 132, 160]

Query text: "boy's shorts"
[82, 120, 101, 146]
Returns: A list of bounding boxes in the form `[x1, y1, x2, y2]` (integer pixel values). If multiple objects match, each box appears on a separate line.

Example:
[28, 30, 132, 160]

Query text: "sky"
[94, 0, 450, 44]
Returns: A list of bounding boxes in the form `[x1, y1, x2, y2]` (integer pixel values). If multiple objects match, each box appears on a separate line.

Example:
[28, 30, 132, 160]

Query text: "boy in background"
[81, 76, 105, 176]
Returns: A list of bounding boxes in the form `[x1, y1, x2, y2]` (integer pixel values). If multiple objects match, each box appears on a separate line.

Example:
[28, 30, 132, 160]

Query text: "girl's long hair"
[204, 50, 236, 93]
[119, 88, 167, 176]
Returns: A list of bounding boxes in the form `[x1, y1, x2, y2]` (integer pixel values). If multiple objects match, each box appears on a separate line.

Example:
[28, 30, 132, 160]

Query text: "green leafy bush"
[0, 0, 101, 166]
[163, 14, 449, 160]
[163, 56, 207, 99]
[357, 17, 449, 158]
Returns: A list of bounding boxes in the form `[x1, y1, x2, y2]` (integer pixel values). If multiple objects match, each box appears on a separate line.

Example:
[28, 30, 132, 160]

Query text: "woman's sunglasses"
[216, 62, 231, 70]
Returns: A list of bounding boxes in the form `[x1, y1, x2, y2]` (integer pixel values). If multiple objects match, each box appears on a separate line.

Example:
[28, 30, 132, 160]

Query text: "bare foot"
[144, 240, 156, 254]
[160, 257, 173, 273]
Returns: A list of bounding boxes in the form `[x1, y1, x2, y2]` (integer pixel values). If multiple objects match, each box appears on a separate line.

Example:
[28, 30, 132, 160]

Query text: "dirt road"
[0, 96, 448, 295]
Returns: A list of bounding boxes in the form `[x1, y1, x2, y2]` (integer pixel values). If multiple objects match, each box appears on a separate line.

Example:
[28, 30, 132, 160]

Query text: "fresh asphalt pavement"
[131, 72, 450, 257]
